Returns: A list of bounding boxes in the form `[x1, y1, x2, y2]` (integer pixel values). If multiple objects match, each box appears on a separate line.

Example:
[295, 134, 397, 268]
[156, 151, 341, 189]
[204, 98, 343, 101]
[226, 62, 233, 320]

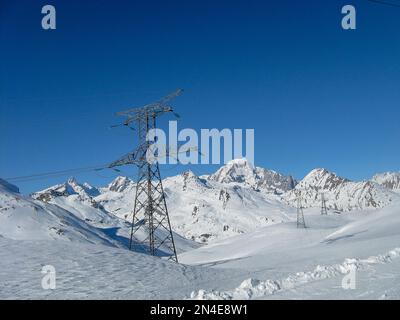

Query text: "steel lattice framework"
[295, 190, 306, 229]
[108, 89, 183, 262]
[320, 192, 328, 215]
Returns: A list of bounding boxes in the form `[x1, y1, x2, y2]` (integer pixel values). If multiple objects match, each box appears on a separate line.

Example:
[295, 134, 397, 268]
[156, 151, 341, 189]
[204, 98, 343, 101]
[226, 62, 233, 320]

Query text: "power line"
[4, 146, 196, 184]
[367, 0, 400, 8]
[5, 165, 107, 183]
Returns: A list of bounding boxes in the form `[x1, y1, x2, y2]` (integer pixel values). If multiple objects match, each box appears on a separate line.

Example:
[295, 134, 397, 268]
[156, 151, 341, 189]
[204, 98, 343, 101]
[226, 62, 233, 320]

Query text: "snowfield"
[190, 247, 400, 300]
[182, 203, 400, 299]
[0, 238, 239, 299]
[1, 161, 400, 299]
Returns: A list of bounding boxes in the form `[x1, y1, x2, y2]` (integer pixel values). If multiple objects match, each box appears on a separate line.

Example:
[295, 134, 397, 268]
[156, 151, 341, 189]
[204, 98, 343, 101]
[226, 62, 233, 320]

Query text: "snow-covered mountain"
[34, 177, 100, 204]
[31, 177, 119, 226]
[2, 161, 400, 299]
[95, 170, 294, 243]
[372, 172, 400, 193]
[30, 160, 298, 244]
[0, 178, 123, 245]
[29, 161, 400, 244]
[104, 176, 135, 193]
[209, 158, 296, 194]
[284, 168, 399, 211]
[29, 177, 198, 254]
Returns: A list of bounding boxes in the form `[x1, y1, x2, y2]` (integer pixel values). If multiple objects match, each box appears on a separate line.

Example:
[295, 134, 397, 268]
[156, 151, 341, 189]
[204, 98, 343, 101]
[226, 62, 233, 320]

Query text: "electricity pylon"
[108, 89, 183, 262]
[321, 192, 328, 215]
[295, 190, 306, 228]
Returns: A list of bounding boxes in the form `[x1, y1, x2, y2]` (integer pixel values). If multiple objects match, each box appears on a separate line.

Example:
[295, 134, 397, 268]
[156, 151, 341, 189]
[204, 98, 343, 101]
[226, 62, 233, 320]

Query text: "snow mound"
[190, 247, 400, 300]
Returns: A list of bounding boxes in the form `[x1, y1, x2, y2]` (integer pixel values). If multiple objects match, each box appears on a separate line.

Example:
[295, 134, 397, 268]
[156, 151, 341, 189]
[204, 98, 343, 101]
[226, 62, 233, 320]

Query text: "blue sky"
[1, 0, 400, 193]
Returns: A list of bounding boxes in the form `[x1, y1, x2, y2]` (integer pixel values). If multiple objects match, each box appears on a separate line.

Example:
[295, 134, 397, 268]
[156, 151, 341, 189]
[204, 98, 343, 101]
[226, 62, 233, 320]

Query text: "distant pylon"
[321, 192, 328, 215]
[295, 190, 306, 228]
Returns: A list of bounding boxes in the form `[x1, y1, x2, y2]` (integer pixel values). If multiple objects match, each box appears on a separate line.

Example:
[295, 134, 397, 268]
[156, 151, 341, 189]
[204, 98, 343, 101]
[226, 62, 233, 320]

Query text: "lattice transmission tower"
[295, 190, 306, 228]
[320, 192, 328, 215]
[108, 89, 184, 262]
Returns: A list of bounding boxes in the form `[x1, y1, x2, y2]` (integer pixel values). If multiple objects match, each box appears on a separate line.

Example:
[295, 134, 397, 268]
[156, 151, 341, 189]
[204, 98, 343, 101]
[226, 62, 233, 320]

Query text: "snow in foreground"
[1, 201, 400, 299]
[181, 202, 400, 300]
[1, 169, 400, 299]
[0, 237, 239, 299]
[190, 247, 400, 300]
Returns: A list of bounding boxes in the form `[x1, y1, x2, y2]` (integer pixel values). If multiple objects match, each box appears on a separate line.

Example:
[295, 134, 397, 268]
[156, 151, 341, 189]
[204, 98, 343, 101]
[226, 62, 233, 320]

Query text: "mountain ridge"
[24, 160, 400, 243]
[284, 168, 398, 211]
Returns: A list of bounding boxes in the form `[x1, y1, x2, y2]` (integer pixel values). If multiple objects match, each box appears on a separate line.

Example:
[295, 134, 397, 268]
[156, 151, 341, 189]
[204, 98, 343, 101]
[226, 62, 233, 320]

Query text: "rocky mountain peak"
[107, 176, 134, 193]
[209, 158, 296, 194]
[372, 172, 400, 193]
[299, 168, 349, 191]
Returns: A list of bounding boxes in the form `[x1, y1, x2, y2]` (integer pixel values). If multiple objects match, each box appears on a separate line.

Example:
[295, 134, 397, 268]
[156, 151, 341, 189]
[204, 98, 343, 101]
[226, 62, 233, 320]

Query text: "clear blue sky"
[1, 0, 399, 194]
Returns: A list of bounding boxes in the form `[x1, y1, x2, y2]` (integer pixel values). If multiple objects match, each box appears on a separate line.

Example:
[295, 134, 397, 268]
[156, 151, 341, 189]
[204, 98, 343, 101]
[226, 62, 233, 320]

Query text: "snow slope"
[190, 247, 400, 300]
[32, 177, 129, 228]
[0, 179, 123, 246]
[0, 237, 240, 299]
[31, 177, 199, 254]
[180, 200, 400, 299]
[0, 179, 233, 299]
[268, 256, 400, 300]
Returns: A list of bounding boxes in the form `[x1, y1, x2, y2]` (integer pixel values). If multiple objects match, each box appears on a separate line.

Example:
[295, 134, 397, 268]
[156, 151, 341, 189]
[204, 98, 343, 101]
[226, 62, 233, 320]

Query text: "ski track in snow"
[190, 247, 400, 300]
